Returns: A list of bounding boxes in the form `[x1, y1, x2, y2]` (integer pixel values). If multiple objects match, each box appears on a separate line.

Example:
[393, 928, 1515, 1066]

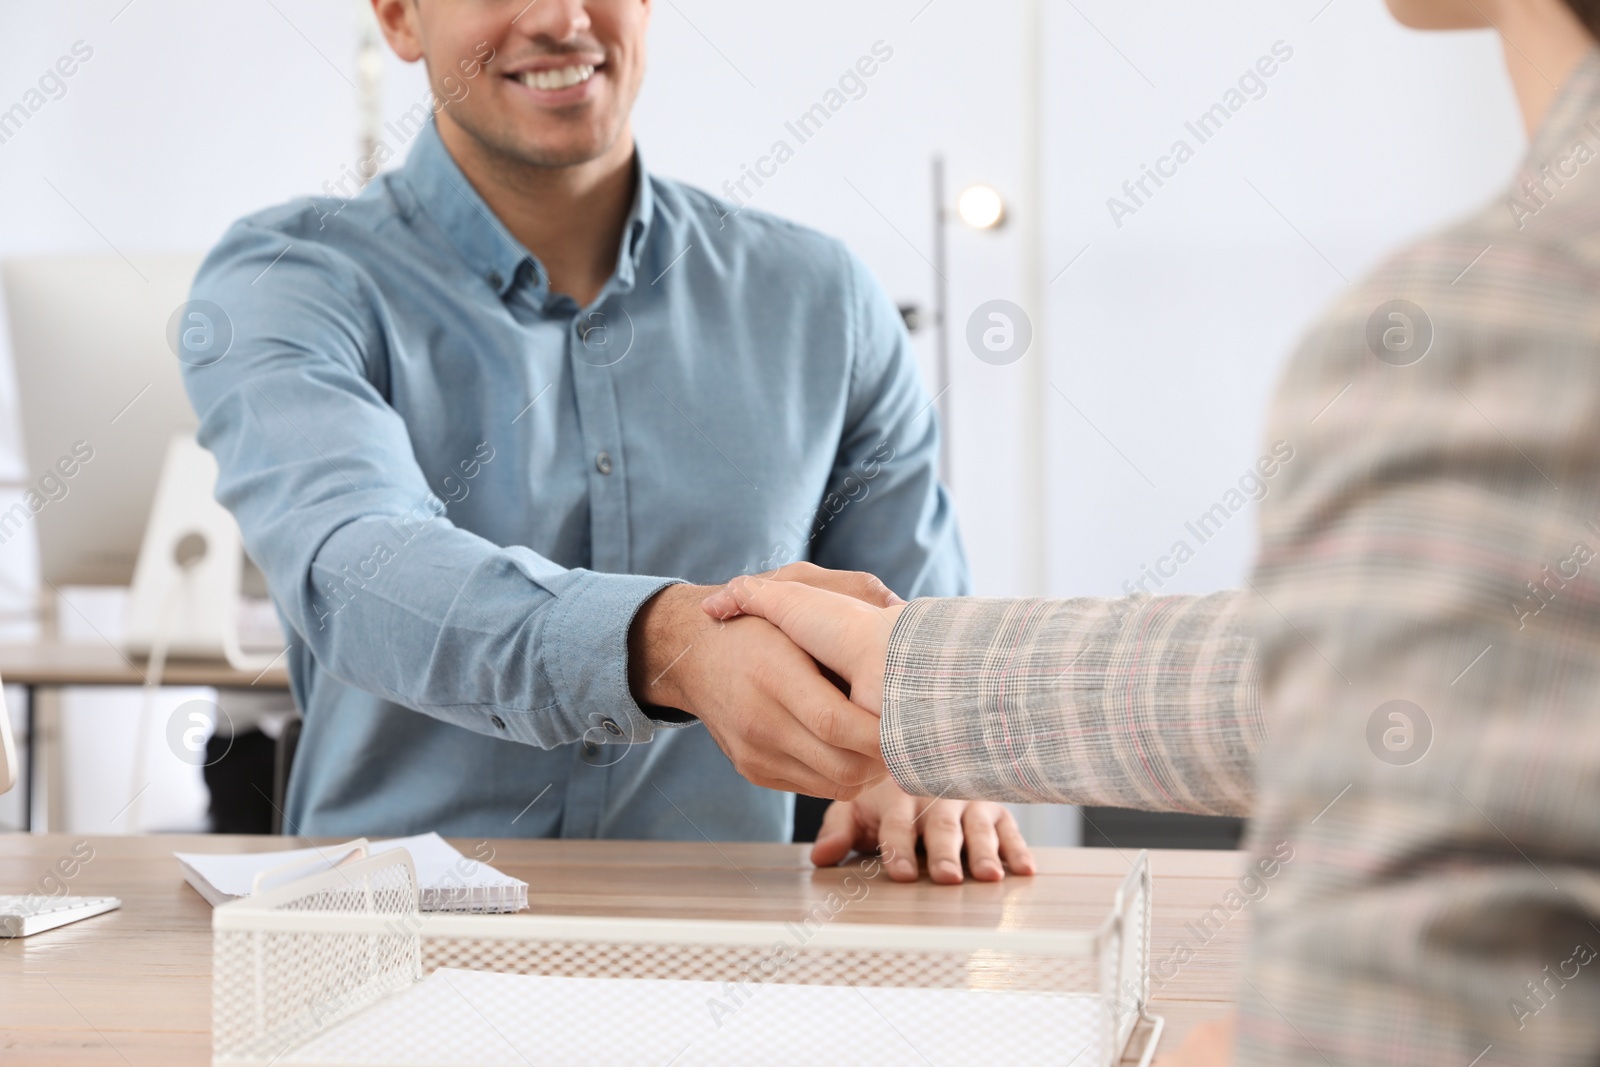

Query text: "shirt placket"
[558, 296, 631, 838]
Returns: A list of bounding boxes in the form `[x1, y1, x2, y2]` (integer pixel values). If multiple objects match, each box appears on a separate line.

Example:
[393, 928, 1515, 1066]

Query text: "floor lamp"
[930, 157, 1009, 488]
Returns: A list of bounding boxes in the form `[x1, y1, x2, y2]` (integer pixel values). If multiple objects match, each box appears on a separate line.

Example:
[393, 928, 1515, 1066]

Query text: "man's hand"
[629, 584, 887, 800]
[815, 778, 1036, 884]
[701, 565, 1036, 886]
[700, 568, 901, 714]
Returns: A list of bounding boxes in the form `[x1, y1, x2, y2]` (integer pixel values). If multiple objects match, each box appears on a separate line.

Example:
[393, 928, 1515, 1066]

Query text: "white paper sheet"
[175, 833, 526, 911]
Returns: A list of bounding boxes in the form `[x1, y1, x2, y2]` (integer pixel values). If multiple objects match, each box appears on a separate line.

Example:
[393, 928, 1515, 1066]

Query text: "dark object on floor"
[1080, 807, 1245, 850]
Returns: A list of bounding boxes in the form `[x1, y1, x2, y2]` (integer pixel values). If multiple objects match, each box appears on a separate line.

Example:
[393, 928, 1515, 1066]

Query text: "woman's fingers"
[706, 563, 905, 622]
[703, 576, 880, 690]
[766, 562, 907, 608]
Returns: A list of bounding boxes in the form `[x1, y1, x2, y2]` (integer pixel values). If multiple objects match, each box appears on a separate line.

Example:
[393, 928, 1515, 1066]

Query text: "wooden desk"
[0, 643, 291, 832]
[0, 835, 1245, 1065]
[0, 643, 290, 690]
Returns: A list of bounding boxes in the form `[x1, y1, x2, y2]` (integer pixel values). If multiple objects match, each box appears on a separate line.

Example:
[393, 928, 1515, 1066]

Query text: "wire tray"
[212, 848, 1161, 1066]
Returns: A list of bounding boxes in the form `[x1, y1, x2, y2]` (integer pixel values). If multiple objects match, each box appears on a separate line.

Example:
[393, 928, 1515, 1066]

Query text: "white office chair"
[0, 676, 121, 936]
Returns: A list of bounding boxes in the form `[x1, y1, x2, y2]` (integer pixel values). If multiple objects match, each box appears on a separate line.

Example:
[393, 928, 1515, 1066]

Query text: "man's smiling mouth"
[516, 65, 596, 91]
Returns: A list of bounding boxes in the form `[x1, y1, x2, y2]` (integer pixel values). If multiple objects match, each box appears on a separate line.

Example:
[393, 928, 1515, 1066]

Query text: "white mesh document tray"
[212, 849, 1163, 1066]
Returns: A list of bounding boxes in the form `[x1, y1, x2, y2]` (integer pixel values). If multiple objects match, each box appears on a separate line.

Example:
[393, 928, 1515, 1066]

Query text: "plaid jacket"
[881, 51, 1600, 1067]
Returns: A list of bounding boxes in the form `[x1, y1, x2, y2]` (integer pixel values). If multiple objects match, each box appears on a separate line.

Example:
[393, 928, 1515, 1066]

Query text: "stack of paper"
[175, 833, 527, 913]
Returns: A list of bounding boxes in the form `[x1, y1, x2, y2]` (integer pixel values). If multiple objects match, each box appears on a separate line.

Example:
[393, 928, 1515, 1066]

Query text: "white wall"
[1039, 1, 1522, 597]
[0, 1, 1530, 837]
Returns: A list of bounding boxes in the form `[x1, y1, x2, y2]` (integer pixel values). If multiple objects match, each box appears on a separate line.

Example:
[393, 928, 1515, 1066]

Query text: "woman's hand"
[701, 563, 904, 714]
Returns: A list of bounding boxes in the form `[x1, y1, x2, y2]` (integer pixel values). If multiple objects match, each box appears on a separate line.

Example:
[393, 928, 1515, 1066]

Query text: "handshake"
[629, 562, 1035, 884]
[627, 562, 907, 801]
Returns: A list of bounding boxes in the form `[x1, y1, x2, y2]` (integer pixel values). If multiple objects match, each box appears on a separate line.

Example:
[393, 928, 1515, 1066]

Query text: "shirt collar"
[401, 119, 655, 302]
[614, 151, 654, 294]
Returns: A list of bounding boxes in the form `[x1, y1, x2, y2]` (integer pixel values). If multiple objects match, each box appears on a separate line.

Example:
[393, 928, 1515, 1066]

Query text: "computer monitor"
[3, 252, 204, 589]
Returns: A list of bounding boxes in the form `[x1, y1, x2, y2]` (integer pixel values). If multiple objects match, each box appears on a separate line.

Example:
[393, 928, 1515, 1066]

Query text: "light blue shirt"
[182, 122, 968, 842]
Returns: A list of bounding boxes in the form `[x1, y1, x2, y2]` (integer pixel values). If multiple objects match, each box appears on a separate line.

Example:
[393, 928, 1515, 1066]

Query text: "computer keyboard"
[0, 894, 120, 937]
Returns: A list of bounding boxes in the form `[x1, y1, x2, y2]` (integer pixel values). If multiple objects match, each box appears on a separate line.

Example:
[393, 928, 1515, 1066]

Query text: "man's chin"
[476, 123, 625, 171]
[515, 141, 619, 169]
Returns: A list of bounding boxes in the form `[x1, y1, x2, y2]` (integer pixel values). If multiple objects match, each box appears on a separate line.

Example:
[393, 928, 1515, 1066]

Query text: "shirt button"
[582, 741, 599, 757]
[602, 718, 624, 737]
[487, 271, 504, 289]
[489, 714, 507, 731]
[595, 451, 613, 475]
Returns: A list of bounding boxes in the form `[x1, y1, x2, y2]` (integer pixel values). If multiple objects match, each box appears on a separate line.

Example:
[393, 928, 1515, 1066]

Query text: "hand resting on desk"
[814, 776, 1035, 884]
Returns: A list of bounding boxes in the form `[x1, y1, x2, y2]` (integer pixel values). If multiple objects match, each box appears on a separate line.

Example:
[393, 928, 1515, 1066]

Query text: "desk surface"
[0, 835, 1246, 1065]
[0, 642, 289, 689]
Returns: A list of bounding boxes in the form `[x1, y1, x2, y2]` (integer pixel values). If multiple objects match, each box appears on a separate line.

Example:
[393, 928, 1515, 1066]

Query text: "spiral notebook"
[176, 833, 527, 913]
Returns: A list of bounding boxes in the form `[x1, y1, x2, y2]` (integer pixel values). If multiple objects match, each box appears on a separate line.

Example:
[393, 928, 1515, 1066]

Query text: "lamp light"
[956, 184, 1007, 230]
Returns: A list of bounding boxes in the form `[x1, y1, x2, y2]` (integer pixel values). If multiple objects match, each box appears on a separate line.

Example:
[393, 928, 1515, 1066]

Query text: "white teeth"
[518, 65, 596, 91]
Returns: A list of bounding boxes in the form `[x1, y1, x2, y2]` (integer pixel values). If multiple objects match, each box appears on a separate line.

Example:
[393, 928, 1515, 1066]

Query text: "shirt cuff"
[538, 570, 686, 748]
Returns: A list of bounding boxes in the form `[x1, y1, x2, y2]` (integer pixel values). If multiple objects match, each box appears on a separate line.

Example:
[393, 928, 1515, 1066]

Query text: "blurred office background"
[0, 1, 1522, 840]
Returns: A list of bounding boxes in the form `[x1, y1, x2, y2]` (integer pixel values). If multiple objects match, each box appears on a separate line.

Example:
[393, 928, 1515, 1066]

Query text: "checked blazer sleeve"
[879, 591, 1263, 816]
